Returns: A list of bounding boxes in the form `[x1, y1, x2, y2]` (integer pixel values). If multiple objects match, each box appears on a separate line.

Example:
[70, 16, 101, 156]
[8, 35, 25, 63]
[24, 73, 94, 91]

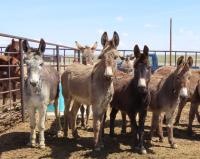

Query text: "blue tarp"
[47, 83, 64, 112]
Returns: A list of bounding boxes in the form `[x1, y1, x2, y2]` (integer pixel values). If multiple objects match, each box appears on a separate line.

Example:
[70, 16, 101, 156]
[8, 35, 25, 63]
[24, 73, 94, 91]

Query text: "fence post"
[78, 50, 80, 63]
[174, 51, 177, 66]
[19, 39, 25, 122]
[56, 45, 60, 72]
[195, 52, 197, 68]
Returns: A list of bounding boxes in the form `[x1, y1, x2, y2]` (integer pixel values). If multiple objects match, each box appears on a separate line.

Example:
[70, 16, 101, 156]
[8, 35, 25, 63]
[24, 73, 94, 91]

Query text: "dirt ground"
[0, 105, 199, 159]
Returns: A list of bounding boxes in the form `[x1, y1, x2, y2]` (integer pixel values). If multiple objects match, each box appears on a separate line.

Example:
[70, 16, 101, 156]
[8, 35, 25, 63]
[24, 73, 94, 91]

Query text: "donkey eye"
[40, 63, 44, 67]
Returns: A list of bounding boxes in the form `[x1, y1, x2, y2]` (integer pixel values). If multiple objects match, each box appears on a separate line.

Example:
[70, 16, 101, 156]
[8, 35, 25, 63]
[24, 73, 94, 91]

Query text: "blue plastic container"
[47, 83, 64, 112]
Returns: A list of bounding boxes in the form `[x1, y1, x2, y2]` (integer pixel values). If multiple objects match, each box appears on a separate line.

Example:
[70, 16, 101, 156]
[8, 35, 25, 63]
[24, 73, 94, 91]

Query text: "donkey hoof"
[121, 130, 126, 135]
[174, 121, 179, 126]
[100, 143, 104, 148]
[39, 144, 46, 149]
[57, 131, 63, 138]
[94, 146, 101, 151]
[27, 142, 36, 147]
[73, 132, 80, 139]
[159, 138, 164, 143]
[140, 148, 147, 155]
[171, 143, 177, 149]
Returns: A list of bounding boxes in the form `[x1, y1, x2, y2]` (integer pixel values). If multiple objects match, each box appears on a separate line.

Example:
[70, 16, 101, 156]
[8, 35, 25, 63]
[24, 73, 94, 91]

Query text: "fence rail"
[1, 32, 200, 133]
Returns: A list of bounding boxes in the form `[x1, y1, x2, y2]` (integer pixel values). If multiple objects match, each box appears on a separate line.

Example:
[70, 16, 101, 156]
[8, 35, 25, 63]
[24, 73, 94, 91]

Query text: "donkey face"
[99, 31, 121, 79]
[23, 39, 46, 88]
[76, 41, 97, 65]
[133, 45, 151, 93]
[6, 39, 19, 52]
[174, 56, 193, 98]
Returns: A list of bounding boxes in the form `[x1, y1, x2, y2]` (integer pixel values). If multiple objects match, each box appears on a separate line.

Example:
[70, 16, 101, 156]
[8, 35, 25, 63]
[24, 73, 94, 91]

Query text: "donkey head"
[98, 31, 121, 79]
[5, 39, 20, 60]
[6, 39, 19, 52]
[75, 41, 97, 65]
[23, 39, 46, 88]
[173, 56, 193, 98]
[133, 45, 151, 93]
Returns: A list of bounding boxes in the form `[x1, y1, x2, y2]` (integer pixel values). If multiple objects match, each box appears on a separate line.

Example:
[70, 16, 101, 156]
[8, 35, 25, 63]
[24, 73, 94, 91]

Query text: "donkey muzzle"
[180, 87, 188, 98]
[30, 81, 37, 87]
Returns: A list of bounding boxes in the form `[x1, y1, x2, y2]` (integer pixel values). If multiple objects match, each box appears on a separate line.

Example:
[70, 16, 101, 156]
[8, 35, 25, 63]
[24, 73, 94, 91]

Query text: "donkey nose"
[30, 81, 37, 87]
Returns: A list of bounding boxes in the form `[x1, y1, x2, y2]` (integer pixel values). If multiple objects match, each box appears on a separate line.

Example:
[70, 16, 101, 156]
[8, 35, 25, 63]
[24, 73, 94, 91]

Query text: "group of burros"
[1, 31, 199, 154]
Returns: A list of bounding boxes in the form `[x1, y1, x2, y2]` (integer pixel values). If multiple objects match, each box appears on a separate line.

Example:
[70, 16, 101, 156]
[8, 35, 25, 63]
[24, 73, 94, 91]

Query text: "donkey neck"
[91, 60, 113, 86]
[159, 73, 180, 99]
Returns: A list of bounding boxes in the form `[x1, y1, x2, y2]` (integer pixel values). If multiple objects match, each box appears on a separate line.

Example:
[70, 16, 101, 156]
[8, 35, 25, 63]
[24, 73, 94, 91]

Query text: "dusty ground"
[0, 105, 200, 159]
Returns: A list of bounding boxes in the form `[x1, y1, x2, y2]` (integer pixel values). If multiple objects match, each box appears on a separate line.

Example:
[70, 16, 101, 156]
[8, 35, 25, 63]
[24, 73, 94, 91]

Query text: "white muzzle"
[180, 87, 188, 97]
[104, 66, 113, 77]
[138, 78, 146, 87]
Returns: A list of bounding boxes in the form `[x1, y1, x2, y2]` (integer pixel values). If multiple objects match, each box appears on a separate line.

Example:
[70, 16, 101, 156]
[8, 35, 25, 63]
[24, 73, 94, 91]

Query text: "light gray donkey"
[23, 39, 61, 149]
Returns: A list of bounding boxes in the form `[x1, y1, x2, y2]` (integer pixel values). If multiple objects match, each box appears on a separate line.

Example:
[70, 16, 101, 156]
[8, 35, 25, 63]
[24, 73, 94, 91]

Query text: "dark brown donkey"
[0, 55, 20, 107]
[148, 56, 193, 148]
[61, 31, 120, 151]
[104, 45, 151, 154]
[75, 41, 98, 128]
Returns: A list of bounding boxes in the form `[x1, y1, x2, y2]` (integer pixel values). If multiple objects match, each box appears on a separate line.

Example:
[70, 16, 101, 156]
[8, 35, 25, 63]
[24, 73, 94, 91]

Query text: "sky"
[0, 0, 200, 51]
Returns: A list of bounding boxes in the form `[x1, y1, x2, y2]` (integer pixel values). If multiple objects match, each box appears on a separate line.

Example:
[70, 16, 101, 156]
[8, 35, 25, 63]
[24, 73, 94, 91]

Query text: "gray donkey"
[62, 31, 121, 151]
[23, 39, 61, 149]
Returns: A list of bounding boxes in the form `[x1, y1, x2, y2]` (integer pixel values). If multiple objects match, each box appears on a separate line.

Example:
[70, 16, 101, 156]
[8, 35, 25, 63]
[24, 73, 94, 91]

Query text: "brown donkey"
[75, 41, 98, 128]
[4, 39, 21, 60]
[155, 66, 200, 134]
[148, 56, 193, 148]
[61, 31, 120, 151]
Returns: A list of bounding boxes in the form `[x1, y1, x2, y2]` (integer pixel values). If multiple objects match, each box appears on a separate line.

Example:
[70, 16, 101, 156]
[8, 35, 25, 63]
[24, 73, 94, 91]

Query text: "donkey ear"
[38, 38, 46, 53]
[22, 40, 30, 53]
[143, 45, 149, 57]
[112, 31, 120, 48]
[187, 56, 193, 67]
[101, 32, 108, 47]
[91, 41, 98, 51]
[134, 44, 141, 58]
[11, 39, 15, 46]
[177, 56, 184, 66]
[75, 41, 84, 50]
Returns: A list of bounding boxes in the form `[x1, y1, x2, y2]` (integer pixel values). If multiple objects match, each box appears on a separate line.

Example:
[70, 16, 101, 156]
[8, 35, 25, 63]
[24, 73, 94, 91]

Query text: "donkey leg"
[38, 104, 47, 149]
[12, 82, 17, 108]
[54, 98, 62, 137]
[188, 102, 198, 135]
[63, 97, 71, 138]
[165, 109, 177, 149]
[71, 101, 81, 138]
[27, 107, 36, 147]
[98, 111, 107, 148]
[174, 99, 187, 125]
[110, 107, 119, 137]
[148, 112, 159, 142]
[196, 109, 200, 123]
[157, 115, 164, 142]
[138, 110, 147, 154]
[80, 104, 85, 128]
[93, 110, 105, 151]
[128, 112, 138, 147]
[86, 105, 90, 128]
[121, 111, 127, 135]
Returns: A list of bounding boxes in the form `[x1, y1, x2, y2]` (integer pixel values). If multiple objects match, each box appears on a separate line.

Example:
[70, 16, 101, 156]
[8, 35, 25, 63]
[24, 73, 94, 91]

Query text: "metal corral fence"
[0, 33, 81, 133]
[1, 32, 200, 133]
[117, 50, 200, 68]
